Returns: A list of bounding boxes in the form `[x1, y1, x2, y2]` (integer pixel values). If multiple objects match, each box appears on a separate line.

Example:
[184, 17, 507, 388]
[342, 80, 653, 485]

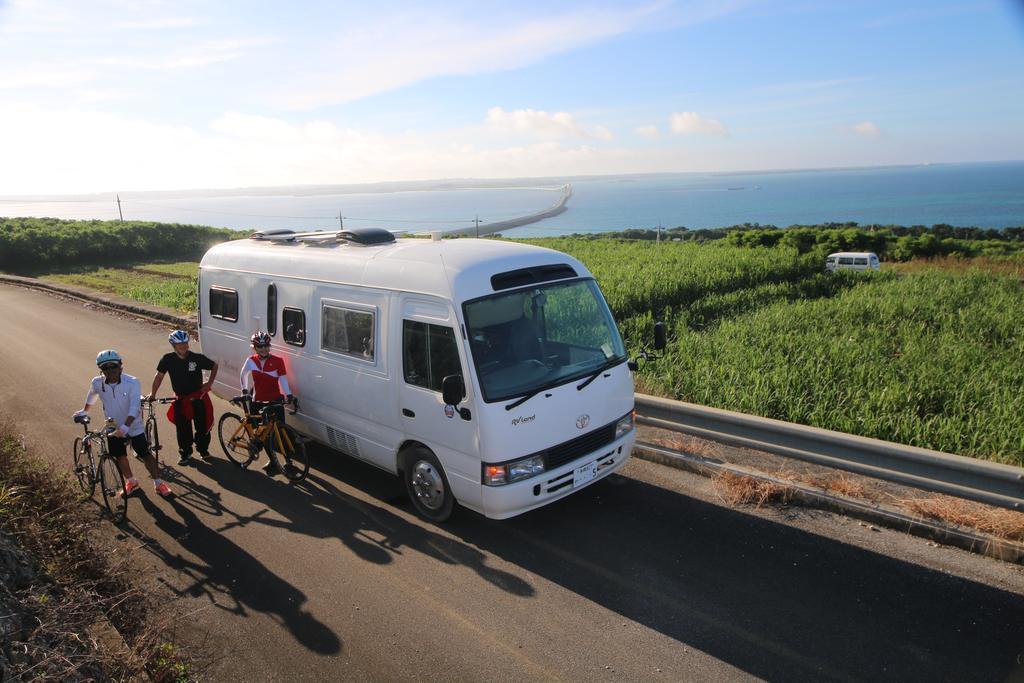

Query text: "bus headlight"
[508, 455, 545, 483]
[615, 411, 635, 439]
[483, 455, 546, 486]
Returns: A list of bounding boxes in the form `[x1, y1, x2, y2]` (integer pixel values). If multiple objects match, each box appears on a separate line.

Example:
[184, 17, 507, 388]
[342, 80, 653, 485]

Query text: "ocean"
[2, 161, 1022, 237]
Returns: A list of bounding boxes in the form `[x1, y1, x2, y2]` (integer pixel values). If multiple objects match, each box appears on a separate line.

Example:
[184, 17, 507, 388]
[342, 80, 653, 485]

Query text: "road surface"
[2, 282, 1024, 681]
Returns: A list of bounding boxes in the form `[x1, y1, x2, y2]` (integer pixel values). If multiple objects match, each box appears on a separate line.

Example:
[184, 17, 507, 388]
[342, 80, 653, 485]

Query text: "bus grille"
[542, 421, 616, 470]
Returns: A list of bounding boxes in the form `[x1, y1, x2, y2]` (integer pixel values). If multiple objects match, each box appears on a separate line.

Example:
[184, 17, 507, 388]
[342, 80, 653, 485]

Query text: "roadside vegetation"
[0, 217, 238, 273]
[590, 221, 1024, 261]
[45, 262, 199, 312]
[0, 417, 191, 681]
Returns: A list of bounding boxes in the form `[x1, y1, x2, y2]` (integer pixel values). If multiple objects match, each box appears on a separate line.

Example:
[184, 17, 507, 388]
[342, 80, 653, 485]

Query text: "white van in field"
[825, 251, 880, 272]
[198, 229, 640, 521]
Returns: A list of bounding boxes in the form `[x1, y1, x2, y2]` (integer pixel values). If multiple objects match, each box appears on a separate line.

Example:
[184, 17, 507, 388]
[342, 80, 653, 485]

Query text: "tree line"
[578, 222, 1024, 261]
[0, 218, 239, 273]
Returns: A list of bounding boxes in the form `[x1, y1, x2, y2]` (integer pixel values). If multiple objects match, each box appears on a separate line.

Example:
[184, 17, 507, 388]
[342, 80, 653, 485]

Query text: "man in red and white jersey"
[240, 331, 294, 476]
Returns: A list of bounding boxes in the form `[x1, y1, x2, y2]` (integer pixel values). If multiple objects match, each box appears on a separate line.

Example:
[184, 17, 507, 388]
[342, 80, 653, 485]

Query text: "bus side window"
[283, 307, 306, 346]
[267, 284, 277, 336]
[404, 320, 461, 392]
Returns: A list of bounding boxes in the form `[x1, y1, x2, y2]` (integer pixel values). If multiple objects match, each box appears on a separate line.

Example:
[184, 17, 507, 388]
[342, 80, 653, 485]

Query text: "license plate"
[573, 460, 597, 488]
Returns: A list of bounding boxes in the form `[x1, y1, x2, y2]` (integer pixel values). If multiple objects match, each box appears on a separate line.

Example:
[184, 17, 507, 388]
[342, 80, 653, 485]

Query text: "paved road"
[3, 283, 1024, 682]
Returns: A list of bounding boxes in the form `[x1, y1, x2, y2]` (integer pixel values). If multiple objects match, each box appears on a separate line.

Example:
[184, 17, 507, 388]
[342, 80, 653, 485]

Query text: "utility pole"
[116, 194, 123, 222]
[474, 215, 481, 238]
[338, 211, 344, 229]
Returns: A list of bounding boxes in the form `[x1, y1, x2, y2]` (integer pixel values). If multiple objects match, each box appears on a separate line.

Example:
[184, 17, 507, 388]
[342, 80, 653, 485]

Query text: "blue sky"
[1, 0, 1022, 193]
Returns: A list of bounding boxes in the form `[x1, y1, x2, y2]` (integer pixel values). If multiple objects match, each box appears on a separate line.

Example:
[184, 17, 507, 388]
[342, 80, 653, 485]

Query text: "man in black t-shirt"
[146, 330, 219, 465]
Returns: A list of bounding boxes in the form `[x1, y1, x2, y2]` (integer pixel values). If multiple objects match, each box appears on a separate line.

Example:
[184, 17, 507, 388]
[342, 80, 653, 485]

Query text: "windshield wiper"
[504, 387, 548, 411]
[576, 357, 624, 391]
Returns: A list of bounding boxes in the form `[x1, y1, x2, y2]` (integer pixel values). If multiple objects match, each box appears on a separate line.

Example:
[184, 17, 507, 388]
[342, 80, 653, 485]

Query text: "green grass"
[130, 261, 200, 277]
[640, 270, 1024, 464]
[45, 266, 198, 312]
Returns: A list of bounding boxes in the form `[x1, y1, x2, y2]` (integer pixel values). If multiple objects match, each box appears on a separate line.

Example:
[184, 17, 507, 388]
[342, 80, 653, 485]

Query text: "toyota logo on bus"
[576, 414, 590, 430]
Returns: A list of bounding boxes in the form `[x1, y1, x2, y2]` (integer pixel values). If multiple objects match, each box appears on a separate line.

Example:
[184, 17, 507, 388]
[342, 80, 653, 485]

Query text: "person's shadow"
[133, 486, 341, 657]
[188, 449, 533, 598]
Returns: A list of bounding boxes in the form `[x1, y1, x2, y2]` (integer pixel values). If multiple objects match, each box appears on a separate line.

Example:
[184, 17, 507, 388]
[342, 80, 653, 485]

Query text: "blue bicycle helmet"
[168, 330, 190, 345]
[96, 349, 122, 367]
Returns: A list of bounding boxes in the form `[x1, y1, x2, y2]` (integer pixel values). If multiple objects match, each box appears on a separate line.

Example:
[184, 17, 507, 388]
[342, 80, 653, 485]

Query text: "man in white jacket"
[74, 349, 171, 497]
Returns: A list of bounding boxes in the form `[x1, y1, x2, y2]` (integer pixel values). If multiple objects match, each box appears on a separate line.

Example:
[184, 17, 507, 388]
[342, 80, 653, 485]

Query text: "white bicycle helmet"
[96, 349, 122, 367]
[168, 329, 190, 345]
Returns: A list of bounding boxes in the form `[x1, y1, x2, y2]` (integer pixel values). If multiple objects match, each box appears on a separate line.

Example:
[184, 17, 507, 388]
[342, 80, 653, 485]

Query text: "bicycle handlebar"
[230, 395, 300, 416]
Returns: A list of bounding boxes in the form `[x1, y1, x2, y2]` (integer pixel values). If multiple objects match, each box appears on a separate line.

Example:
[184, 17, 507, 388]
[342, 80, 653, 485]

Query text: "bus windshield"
[463, 279, 627, 403]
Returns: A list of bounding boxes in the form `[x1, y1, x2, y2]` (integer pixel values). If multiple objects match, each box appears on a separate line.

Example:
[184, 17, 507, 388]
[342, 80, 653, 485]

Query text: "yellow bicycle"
[217, 396, 309, 482]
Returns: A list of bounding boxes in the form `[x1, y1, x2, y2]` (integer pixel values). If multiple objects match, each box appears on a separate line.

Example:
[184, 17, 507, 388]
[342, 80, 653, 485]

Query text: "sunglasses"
[100, 363, 121, 371]
[254, 343, 270, 349]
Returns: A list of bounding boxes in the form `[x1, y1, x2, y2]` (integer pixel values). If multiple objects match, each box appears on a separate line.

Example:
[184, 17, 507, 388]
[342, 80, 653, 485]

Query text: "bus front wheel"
[402, 447, 454, 523]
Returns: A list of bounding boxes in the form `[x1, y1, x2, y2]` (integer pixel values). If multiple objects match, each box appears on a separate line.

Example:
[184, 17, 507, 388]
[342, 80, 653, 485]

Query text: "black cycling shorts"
[108, 433, 151, 459]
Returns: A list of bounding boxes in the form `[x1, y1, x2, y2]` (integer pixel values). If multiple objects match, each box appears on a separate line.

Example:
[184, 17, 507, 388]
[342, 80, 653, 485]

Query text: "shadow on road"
[125, 470, 341, 657]
[119, 446, 533, 659]
[273, 443, 1024, 682]
[449, 472, 1024, 682]
[187, 452, 534, 598]
[117, 439, 1024, 681]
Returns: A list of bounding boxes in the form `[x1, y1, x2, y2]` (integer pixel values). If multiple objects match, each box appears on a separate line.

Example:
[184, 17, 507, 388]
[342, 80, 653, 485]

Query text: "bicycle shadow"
[125, 478, 342, 658]
[186, 451, 534, 598]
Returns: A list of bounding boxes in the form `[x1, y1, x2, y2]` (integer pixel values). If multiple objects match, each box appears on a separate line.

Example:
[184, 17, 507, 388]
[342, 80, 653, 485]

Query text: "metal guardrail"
[635, 394, 1024, 511]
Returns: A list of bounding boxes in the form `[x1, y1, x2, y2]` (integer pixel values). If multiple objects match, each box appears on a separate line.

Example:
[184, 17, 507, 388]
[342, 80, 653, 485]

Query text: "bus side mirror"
[653, 321, 666, 351]
[442, 374, 465, 406]
[633, 320, 666, 367]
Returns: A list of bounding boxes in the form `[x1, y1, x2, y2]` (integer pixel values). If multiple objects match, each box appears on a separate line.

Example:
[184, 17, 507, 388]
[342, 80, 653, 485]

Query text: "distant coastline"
[445, 184, 572, 236]
[1, 161, 1021, 234]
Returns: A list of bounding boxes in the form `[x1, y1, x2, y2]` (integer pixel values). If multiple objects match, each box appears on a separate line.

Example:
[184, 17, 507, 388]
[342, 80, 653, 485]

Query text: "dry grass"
[0, 418, 192, 681]
[809, 474, 868, 500]
[648, 435, 1024, 545]
[889, 255, 1024, 277]
[900, 496, 1024, 543]
[657, 435, 721, 459]
[713, 471, 796, 508]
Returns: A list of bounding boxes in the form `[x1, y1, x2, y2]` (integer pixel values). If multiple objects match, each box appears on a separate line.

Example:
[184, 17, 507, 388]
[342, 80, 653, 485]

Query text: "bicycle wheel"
[72, 437, 96, 496]
[145, 416, 161, 465]
[98, 455, 128, 523]
[218, 413, 255, 467]
[275, 425, 309, 482]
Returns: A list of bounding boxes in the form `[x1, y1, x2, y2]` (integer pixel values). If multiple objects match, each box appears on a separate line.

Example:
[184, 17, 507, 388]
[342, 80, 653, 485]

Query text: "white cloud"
[111, 17, 199, 31]
[0, 105, 652, 193]
[0, 62, 96, 89]
[852, 121, 882, 137]
[670, 111, 729, 137]
[96, 38, 274, 70]
[281, 4, 671, 110]
[487, 107, 613, 141]
[635, 125, 660, 139]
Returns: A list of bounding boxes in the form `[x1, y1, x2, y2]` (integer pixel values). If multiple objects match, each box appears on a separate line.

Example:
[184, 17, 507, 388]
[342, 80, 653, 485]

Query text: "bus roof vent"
[337, 228, 397, 245]
[491, 264, 578, 291]
[249, 229, 297, 241]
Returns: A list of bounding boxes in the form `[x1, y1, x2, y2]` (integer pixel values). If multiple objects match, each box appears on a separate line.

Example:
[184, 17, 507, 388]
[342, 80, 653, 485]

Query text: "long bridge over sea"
[443, 184, 571, 237]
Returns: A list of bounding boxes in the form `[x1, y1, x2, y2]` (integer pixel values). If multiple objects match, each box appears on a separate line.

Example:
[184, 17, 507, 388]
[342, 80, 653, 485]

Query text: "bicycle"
[141, 396, 175, 466]
[217, 396, 309, 482]
[72, 414, 129, 522]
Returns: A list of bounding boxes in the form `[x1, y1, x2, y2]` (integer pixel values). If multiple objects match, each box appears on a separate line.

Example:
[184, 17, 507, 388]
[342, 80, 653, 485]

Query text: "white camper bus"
[198, 229, 638, 521]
